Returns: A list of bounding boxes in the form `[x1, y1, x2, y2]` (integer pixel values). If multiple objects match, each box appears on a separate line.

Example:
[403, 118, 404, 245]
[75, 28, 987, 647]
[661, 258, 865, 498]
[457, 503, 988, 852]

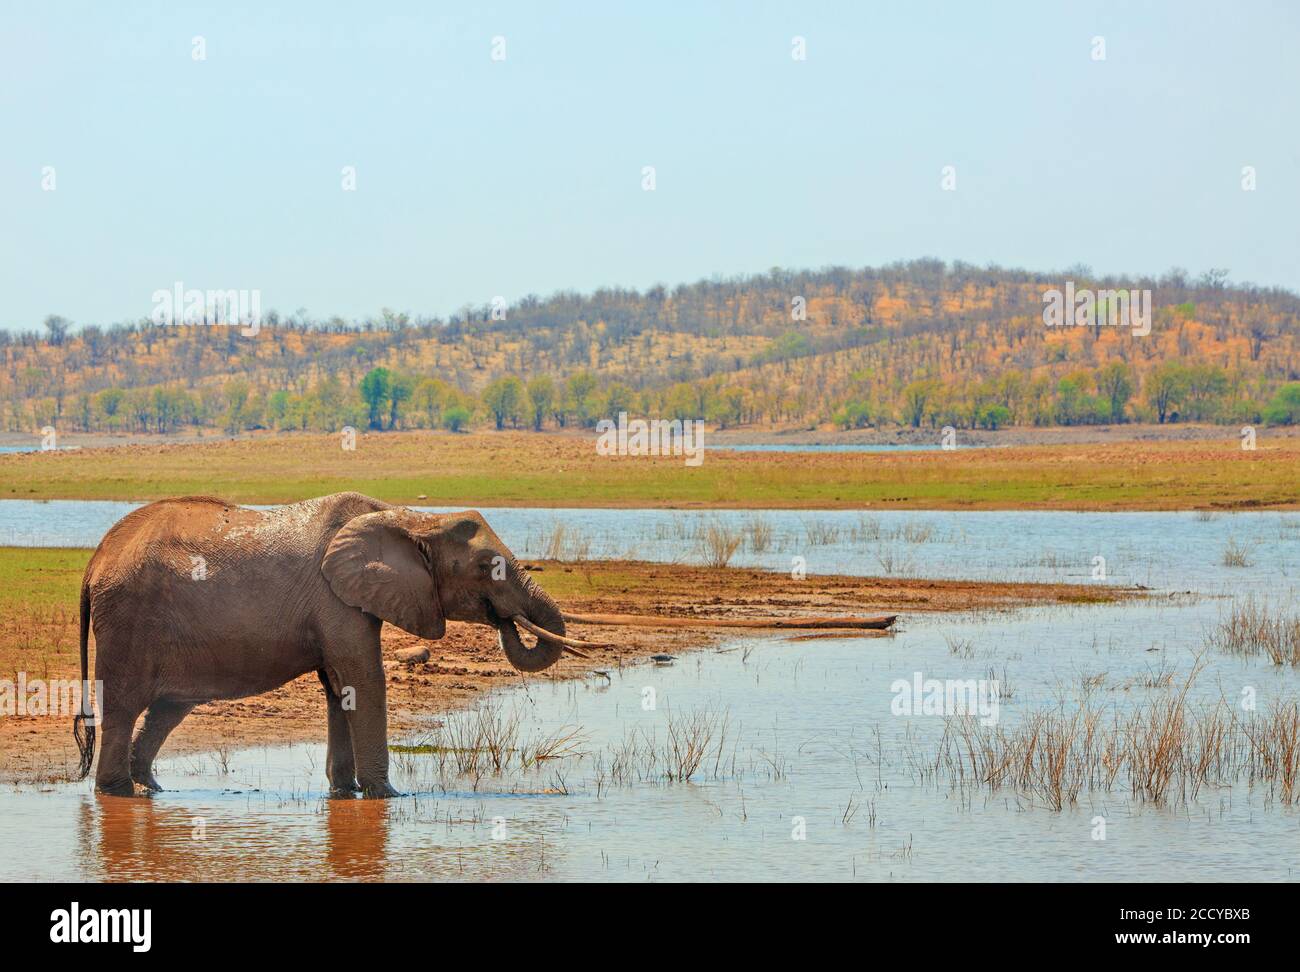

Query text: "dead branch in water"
[563, 611, 898, 631]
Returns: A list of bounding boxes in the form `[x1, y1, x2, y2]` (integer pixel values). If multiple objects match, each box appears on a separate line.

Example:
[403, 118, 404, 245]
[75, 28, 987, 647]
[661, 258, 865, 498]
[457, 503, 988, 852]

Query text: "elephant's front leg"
[327, 657, 399, 799]
[317, 668, 360, 796]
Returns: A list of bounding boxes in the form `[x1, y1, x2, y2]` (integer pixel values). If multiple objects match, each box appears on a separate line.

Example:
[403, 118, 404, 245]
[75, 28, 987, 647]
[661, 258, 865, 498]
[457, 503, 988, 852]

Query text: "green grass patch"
[0, 547, 91, 610]
[0, 547, 91, 676]
[0, 430, 1295, 509]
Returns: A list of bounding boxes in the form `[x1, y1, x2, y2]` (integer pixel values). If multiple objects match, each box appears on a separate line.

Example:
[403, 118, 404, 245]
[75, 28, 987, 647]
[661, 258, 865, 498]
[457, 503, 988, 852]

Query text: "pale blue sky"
[2, 1, 1297, 330]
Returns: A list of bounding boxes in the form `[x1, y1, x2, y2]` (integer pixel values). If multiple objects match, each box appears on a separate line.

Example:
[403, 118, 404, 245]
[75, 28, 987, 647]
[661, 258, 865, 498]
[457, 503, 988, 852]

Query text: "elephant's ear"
[321, 510, 445, 640]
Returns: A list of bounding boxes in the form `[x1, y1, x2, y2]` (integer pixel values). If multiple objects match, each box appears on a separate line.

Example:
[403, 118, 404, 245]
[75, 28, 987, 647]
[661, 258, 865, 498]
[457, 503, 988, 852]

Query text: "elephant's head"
[321, 508, 572, 673]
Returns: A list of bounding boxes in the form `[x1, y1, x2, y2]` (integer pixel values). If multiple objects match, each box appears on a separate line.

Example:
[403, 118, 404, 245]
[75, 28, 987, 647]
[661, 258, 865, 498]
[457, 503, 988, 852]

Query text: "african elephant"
[72, 492, 578, 798]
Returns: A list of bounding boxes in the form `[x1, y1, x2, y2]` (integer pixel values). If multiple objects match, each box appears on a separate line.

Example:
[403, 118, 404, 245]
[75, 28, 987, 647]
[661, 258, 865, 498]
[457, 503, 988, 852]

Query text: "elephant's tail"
[73, 577, 96, 781]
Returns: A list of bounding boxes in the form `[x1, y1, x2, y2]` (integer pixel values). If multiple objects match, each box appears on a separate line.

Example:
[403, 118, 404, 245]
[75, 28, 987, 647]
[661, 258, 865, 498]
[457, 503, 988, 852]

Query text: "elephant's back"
[86, 496, 250, 588]
[85, 492, 389, 591]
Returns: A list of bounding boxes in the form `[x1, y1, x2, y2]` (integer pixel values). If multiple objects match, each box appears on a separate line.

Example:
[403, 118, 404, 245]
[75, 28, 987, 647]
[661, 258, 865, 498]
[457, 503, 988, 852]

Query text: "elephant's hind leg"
[130, 700, 195, 791]
[318, 669, 360, 796]
[95, 700, 147, 796]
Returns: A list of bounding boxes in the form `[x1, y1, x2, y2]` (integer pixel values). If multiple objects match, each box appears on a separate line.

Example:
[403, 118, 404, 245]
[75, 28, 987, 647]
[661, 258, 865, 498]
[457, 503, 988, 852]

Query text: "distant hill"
[4, 259, 1299, 435]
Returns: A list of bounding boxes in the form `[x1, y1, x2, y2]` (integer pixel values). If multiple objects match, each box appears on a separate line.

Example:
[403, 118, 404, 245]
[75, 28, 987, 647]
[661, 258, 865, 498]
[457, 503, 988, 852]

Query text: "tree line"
[3, 259, 1298, 435]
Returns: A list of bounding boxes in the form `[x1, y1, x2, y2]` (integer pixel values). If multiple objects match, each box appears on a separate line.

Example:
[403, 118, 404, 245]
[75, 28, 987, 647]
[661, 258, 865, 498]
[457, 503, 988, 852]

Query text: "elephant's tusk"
[511, 615, 611, 655]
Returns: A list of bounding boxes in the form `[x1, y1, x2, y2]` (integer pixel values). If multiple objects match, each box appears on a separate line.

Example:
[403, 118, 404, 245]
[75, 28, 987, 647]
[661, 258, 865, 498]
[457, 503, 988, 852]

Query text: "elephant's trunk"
[497, 568, 567, 673]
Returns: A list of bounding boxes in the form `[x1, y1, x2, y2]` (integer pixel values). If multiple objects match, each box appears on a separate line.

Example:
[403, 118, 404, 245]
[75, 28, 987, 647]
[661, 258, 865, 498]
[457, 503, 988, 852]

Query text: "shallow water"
[2, 505, 1298, 881]
[5, 595, 1299, 882]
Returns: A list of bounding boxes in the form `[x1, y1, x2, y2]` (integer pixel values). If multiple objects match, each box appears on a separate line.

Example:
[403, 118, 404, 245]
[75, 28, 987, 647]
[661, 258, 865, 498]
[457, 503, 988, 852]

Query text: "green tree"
[901, 379, 938, 428]
[125, 388, 155, 433]
[1146, 362, 1189, 424]
[602, 381, 635, 420]
[707, 385, 747, 428]
[267, 389, 292, 429]
[1263, 383, 1300, 425]
[994, 370, 1027, 424]
[358, 367, 391, 430]
[1055, 371, 1095, 425]
[443, 404, 471, 432]
[756, 330, 813, 364]
[664, 383, 700, 422]
[222, 380, 251, 434]
[412, 378, 447, 428]
[976, 403, 1012, 430]
[152, 387, 190, 433]
[313, 375, 348, 432]
[387, 371, 415, 429]
[833, 400, 872, 429]
[95, 388, 125, 430]
[566, 371, 599, 427]
[526, 376, 554, 431]
[1095, 362, 1135, 423]
[482, 376, 524, 430]
[1183, 363, 1229, 421]
[74, 392, 93, 432]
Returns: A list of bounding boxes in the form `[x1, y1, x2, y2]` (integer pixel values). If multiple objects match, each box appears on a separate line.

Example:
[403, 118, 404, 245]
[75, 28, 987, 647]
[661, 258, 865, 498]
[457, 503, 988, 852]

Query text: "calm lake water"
[2, 503, 1298, 881]
[1, 500, 1296, 591]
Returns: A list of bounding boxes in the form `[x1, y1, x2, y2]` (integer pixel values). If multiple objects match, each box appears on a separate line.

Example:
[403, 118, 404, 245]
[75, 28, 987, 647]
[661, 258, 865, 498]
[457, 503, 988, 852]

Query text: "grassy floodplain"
[0, 430, 1297, 509]
[0, 546, 85, 680]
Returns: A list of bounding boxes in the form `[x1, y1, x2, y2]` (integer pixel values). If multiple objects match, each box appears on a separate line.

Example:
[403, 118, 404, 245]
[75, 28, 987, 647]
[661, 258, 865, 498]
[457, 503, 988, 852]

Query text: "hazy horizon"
[4, 0, 1298, 331]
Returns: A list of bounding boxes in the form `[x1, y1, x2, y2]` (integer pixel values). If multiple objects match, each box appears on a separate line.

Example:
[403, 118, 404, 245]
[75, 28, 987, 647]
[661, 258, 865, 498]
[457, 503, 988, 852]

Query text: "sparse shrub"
[699, 521, 743, 568]
[802, 519, 840, 545]
[744, 515, 774, 553]
[1222, 537, 1251, 567]
[1208, 597, 1300, 665]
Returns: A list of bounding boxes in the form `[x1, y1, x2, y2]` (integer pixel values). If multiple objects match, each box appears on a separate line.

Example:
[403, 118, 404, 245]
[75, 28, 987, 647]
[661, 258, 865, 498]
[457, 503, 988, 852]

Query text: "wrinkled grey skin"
[73, 492, 565, 798]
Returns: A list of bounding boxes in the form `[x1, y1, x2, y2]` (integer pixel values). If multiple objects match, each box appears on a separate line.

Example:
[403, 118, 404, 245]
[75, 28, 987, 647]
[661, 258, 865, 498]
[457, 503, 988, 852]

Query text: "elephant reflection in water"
[78, 790, 568, 880]
[78, 793, 391, 881]
[323, 798, 391, 880]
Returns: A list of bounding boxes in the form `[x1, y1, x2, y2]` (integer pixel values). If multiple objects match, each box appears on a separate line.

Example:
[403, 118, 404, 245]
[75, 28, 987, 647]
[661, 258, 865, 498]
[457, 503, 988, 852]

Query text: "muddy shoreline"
[5, 421, 1296, 454]
[0, 560, 1138, 787]
[707, 422, 1300, 448]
